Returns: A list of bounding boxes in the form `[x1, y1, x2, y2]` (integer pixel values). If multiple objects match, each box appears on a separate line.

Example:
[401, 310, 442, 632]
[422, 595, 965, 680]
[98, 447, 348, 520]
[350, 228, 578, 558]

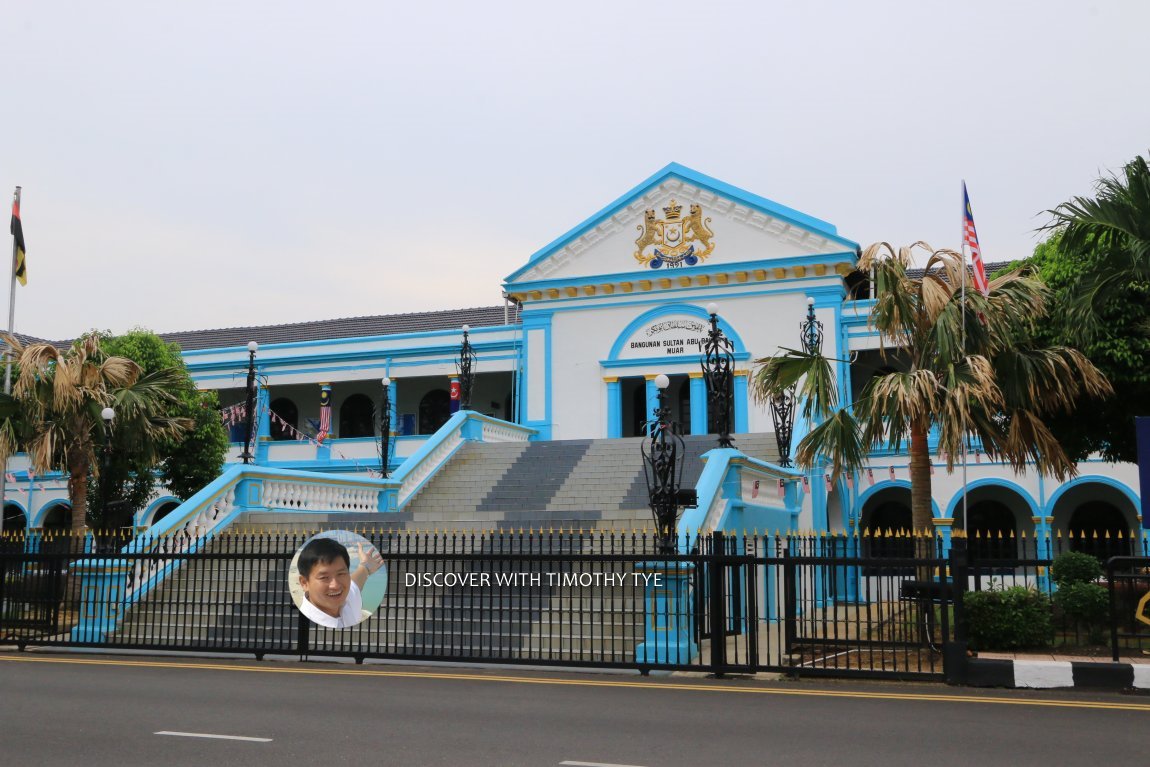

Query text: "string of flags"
[4, 471, 48, 494]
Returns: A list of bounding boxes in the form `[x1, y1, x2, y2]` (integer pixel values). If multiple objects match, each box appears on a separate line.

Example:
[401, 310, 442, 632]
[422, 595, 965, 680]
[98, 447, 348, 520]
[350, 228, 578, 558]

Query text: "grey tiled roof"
[904, 261, 1012, 280]
[158, 305, 521, 351]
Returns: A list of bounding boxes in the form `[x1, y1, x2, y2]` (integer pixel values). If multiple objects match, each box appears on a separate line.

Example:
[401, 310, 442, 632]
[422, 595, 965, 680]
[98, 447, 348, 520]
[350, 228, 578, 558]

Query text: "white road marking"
[154, 731, 272, 743]
[560, 762, 649, 767]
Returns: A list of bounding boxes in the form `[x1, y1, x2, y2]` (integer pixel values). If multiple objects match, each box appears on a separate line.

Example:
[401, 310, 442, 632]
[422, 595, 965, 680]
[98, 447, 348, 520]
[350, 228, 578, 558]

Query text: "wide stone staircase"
[112, 433, 781, 662]
[404, 432, 780, 531]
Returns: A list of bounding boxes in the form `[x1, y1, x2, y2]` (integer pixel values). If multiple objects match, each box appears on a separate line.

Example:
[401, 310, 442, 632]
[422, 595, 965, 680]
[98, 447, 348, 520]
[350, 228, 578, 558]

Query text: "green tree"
[89, 329, 230, 526]
[751, 242, 1111, 535]
[1028, 153, 1150, 462]
[1017, 234, 1150, 463]
[2, 333, 191, 533]
[1043, 153, 1150, 334]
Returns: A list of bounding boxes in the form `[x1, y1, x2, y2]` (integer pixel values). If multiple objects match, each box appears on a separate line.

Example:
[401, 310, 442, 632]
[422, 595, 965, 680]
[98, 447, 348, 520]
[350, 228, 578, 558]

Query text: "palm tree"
[752, 242, 1111, 535]
[2, 333, 190, 535]
[1044, 154, 1150, 335]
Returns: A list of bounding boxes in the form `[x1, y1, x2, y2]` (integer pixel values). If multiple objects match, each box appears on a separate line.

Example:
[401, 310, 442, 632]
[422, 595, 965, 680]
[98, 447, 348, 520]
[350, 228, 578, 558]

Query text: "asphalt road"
[0, 653, 1144, 767]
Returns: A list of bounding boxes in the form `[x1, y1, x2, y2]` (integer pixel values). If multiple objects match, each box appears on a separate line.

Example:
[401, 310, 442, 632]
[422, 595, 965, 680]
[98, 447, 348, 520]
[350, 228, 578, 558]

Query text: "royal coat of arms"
[633, 199, 715, 269]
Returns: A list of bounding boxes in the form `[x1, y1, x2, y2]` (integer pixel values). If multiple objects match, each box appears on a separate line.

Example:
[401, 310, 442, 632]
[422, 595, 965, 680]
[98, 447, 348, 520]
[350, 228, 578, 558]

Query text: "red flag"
[888, 466, 896, 482]
[824, 474, 833, 491]
[751, 480, 759, 499]
[777, 479, 785, 498]
[802, 476, 810, 492]
[963, 182, 990, 296]
[866, 468, 875, 486]
[845, 474, 854, 490]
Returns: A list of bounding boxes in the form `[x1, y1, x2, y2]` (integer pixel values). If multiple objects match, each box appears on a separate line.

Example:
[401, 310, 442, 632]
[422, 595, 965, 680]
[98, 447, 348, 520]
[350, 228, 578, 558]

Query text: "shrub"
[1053, 582, 1108, 624]
[964, 586, 1052, 651]
[1051, 551, 1103, 587]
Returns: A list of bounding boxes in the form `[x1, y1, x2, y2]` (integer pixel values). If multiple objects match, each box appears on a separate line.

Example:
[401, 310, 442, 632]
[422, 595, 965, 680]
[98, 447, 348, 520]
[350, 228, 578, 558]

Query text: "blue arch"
[944, 478, 1040, 520]
[1044, 475, 1141, 518]
[2, 498, 29, 525]
[33, 498, 73, 528]
[142, 495, 183, 527]
[607, 303, 748, 361]
[855, 479, 941, 519]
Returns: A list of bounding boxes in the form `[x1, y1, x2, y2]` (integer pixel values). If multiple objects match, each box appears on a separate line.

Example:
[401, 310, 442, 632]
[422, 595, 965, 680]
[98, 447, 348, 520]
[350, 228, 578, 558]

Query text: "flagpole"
[960, 180, 969, 536]
[1, 186, 18, 532]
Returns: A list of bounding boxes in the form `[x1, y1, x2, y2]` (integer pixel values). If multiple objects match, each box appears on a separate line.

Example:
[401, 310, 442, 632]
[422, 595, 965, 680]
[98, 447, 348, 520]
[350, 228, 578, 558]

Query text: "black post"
[379, 377, 392, 478]
[240, 341, 258, 464]
[701, 303, 735, 449]
[709, 531, 727, 676]
[458, 325, 476, 411]
[783, 548, 797, 657]
[944, 536, 970, 685]
[1107, 558, 1119, 662]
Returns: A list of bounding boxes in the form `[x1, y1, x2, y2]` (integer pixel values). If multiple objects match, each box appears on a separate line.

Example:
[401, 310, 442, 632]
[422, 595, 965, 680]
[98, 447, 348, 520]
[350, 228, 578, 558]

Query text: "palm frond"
[795, 407, 867, 481]
[750, 347, 838, 419]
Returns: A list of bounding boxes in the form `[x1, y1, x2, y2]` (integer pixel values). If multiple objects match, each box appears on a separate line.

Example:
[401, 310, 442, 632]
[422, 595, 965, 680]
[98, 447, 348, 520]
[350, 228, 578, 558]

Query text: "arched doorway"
[3, 503, 27, 532]
[1051, 480, 1141, 559]
[270, 398, 299, 440]
[418, 389, 450, 435]
[150, 501, 181, 528]
[41, 503, 72, 530]
[963, 500, 1019, 561]
[1068, 502, 1130, 560]
[339, 394, 375, 438]
[859, 487, 914, 563]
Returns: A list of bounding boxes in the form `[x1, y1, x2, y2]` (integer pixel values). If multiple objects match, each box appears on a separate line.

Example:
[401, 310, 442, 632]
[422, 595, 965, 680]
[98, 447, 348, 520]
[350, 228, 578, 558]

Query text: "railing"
[681, 449, 802, 548]
[1, 528, 964, 679]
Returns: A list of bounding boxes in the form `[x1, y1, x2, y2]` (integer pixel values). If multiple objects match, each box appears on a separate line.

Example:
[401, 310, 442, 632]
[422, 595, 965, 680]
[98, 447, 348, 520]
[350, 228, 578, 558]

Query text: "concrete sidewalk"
[967, 650, 1150, 690]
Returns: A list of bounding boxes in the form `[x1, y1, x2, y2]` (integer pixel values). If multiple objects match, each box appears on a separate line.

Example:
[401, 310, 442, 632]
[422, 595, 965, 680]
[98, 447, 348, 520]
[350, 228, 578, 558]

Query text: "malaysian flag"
[318, 387, 332, 443]
[963, 182, 990, 296]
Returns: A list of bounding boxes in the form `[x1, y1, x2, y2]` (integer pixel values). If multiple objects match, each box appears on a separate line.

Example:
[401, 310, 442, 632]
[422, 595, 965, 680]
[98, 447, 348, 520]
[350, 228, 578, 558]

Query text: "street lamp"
[641, 374, 696, 554]
[240, 341, 258, 464]
[701, 302, 735, 449]
[769, 298, 822, 468]
[100, 407, 115, 531]
[458, 324, 476, 411]
[378, 377, 392, 478]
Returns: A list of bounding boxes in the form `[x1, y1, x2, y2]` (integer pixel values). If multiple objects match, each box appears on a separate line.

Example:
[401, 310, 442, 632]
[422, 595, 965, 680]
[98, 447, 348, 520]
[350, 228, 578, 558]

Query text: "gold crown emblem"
[663, 199, 682, 221]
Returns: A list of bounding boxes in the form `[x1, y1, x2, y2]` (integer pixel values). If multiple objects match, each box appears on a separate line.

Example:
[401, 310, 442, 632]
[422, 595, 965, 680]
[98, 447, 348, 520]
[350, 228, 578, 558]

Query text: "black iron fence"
[1, 528, 1147, 677]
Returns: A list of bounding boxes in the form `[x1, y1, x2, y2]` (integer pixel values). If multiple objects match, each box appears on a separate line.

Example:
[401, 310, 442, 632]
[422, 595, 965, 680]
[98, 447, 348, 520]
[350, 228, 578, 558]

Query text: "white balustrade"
[399, 428, 464, 507]
[263, 480, 379, 513]
[480, 420, 534, 443]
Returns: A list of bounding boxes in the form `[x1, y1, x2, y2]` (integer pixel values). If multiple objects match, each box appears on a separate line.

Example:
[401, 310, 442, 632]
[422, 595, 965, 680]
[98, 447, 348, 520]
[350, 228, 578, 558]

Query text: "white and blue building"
[2, 163, 1144, 549]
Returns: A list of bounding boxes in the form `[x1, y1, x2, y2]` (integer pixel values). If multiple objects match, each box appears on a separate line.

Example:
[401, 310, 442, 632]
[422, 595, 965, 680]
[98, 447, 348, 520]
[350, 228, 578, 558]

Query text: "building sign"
[618, 317, 710, 359]
[633, 199, 715, 269]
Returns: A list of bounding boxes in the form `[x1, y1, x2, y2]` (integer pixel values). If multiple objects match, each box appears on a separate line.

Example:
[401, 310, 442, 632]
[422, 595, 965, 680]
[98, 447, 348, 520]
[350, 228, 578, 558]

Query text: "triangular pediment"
[505, 163, 858, 286]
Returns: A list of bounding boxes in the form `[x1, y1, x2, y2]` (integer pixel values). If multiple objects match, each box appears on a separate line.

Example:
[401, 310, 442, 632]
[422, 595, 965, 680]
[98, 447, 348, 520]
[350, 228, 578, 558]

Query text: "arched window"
[3, 504, 26, 532]
[418, 390, 451, 435]
[42, 503, 72, 531]
[340, 394, 376, 438]
[270, 398, 298, 441]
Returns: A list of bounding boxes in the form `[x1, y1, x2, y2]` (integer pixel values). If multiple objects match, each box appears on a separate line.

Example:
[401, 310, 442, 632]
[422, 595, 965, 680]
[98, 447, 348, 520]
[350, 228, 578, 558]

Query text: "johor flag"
[963, 182, 990, 296]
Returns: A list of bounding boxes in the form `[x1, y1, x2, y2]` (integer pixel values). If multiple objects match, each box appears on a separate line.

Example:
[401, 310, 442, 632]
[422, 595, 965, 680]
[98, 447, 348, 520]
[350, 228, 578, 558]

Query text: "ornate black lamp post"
[770, 298, 823, 467]
[240, 341, 259, 464]
[701, 302, 735, 448]
[641, 374, 696, 554]
[458, 324, 476, 411]
[378, 376, 392, 478]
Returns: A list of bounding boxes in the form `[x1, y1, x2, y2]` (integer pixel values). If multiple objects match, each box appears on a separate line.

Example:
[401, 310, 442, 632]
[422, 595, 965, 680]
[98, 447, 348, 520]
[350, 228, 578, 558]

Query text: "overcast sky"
[5, 1, 1148, 341]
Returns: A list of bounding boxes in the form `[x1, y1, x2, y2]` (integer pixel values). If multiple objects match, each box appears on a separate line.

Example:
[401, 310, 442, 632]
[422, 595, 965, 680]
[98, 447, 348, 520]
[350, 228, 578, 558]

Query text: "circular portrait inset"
[288, 531, 387, 629]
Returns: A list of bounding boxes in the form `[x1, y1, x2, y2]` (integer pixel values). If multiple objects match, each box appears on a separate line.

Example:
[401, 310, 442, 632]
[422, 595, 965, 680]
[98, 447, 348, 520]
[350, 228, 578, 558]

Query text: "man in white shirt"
[296, 537, 384, 629]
